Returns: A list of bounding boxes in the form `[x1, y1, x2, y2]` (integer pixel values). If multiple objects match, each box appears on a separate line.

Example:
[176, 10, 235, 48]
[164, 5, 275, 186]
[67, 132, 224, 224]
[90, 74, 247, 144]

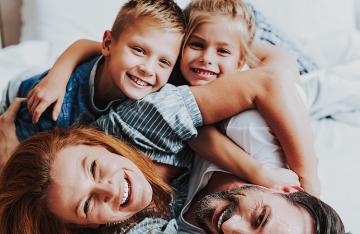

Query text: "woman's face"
[46, 145, 153, 226]
[180, 15, 243, 86]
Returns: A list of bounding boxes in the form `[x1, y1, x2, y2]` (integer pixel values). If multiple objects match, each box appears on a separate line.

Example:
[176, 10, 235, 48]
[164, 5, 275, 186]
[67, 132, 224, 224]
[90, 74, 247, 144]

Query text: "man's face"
[195, 185, 314, 234]
[103, 16, 182, 100]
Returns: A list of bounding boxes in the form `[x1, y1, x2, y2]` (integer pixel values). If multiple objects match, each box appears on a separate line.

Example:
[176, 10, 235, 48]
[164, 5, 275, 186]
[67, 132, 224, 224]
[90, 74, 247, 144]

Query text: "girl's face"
[46, 145, 153, 227]
[180, 15, 244, 86]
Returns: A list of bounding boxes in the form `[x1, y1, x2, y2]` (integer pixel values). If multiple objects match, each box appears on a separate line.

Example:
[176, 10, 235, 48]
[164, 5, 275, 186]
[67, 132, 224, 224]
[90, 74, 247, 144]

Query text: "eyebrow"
[190, 34, 235, 48]
[188, 34, 205, 42]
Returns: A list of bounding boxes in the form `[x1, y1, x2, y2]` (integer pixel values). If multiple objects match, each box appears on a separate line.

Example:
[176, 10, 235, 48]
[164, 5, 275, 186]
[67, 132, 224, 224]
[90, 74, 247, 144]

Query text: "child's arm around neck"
[27, 39, 102, 123]
[190, 46, 320, 197]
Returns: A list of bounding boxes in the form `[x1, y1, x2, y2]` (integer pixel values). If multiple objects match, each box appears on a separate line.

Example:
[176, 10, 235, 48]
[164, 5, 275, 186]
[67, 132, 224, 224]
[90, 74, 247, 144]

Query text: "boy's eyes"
[132, 47, 145, 55]
[159, 59, 171, 67]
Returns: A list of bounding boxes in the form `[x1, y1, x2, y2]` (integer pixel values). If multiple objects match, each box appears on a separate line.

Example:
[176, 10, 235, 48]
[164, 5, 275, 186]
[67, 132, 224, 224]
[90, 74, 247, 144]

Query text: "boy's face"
[180, 15, 244, 86]
[103, 17, 182, 100]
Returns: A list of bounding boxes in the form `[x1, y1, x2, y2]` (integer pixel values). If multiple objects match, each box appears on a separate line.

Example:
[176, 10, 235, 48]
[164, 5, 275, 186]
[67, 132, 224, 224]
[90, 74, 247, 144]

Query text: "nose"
[139, 58, 155, 77]
[221, 215, 251, 234]
[94, 182, 117, 203]
[199, 48, 215, 65]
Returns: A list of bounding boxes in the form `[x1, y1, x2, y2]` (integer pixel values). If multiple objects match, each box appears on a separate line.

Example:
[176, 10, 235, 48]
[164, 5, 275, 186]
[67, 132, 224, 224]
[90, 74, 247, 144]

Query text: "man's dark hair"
[284, 191, 345, 234]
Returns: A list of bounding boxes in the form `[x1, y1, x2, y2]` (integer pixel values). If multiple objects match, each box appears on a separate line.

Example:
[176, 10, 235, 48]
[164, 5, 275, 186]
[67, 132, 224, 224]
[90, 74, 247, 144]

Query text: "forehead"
[241, 189, 314, 233]
[119, 16, 183, 57]
[47, 146, 86, 223]
[191, 15, 244, 46]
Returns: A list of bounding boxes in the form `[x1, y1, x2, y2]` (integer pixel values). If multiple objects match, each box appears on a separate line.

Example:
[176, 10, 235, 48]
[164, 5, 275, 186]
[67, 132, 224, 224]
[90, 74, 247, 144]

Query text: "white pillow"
[20, 0, 191, 63]
[250, 0, 356, 43]
[356, 0, 360, 29]
[21, 0, 127, 61]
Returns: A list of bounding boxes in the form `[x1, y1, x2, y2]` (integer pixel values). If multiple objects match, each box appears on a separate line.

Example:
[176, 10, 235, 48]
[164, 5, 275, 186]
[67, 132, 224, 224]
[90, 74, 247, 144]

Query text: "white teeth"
[217, 209, 227, 231]
[121, 179, 130, 205]
[128, 74, 148, 86]
[193, 68, 216, 76]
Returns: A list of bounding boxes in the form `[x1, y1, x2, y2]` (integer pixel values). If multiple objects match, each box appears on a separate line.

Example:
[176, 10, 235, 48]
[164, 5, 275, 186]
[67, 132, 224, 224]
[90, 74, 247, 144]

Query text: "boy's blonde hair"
[111, 0, 185, 40]
[183, 0, 259, 67]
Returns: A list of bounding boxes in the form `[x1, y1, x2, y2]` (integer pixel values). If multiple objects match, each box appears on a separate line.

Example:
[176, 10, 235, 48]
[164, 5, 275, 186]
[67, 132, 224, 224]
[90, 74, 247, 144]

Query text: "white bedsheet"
[0, 41, 359, 233]
[313, 119, 360, 233]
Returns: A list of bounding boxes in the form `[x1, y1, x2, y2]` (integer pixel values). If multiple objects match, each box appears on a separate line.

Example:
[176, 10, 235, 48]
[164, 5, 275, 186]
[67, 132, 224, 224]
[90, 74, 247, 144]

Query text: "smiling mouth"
[127, 73, 151, 87]
[215, 205, 232, 232]
[191, 68, 218, 77]
[120, 178, 131, 207]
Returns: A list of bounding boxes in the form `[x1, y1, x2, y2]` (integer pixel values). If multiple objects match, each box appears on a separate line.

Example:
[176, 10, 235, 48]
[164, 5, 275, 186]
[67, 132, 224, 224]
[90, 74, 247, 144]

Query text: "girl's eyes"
[188, 41, 204, 49]
[218, 48, 231, 55]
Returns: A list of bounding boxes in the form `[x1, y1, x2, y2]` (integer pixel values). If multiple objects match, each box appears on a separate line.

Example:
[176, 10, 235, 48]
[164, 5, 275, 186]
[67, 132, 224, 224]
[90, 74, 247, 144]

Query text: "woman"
[0, 127, 177, 234]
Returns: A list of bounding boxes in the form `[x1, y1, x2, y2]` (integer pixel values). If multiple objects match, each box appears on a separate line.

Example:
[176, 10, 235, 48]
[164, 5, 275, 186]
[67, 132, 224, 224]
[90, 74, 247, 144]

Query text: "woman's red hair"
[0, 127, 172, 234]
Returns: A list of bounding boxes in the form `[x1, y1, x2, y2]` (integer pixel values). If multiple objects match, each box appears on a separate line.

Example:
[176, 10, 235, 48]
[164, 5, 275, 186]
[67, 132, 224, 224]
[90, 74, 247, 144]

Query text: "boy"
[11, 0, 186, 141]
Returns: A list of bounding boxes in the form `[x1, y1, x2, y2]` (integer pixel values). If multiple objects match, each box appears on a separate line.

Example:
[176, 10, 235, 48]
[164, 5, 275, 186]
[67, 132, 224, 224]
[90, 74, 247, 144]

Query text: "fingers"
[27, 89, 57, 123]
[27, 90, 43, 114]
[52, 98, 63, 121]
[32, 101, 50, 124]
[3, 98, 26, 121]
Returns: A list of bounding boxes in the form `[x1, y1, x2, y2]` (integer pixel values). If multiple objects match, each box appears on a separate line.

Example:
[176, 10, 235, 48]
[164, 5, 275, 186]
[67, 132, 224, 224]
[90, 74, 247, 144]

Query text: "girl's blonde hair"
[183, 0, 259, 67]
[0, 127, 172, 234]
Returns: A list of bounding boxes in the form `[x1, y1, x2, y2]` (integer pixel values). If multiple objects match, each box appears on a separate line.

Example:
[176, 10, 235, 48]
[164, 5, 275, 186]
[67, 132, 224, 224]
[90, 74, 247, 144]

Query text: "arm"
[187, 126, 300, 189]
[0, 98, 25, 171]
[27, 39, 102, 123]
[250, 41, 301, 84]
[190, 53, 320, 196]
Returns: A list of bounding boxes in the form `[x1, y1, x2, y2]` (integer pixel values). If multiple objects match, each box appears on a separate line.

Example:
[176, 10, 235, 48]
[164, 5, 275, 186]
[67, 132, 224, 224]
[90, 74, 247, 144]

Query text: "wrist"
[250, 163, 270, 185]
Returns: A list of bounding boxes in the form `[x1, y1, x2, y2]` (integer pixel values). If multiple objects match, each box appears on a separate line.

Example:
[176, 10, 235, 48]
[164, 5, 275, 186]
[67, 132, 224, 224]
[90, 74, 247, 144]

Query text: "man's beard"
[194, 185, 261, 233]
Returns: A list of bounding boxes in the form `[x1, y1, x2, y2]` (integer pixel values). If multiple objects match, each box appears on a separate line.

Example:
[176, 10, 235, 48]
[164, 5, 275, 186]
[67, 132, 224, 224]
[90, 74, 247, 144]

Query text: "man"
[177, 110, 345, 234]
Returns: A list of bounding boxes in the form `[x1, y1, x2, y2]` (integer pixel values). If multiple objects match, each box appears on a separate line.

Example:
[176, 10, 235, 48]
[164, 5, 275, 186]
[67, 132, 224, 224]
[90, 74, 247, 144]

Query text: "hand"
[27, 72, 66, 123]
[0, 98, 24, 170]
[254, 165, 301, 190]
[300, 175, 321, 198]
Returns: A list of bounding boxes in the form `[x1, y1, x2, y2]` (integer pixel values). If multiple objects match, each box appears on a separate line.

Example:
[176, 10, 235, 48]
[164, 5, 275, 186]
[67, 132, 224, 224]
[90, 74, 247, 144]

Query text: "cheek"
[222, 60, 239, 74]
[180, 48, 194, 70]
[92, 205, 114, 223]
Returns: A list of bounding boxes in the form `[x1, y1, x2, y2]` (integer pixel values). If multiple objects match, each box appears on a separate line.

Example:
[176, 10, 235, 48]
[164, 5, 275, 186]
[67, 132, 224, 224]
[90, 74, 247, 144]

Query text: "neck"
[185, 171, 246, 225]
[152, 162, 185, 184]
[94, 60, 126, 108]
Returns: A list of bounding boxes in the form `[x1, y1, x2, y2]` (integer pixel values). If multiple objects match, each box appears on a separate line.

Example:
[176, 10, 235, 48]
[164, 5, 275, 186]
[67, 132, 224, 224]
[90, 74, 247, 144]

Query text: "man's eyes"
[254, 206, 270, 228]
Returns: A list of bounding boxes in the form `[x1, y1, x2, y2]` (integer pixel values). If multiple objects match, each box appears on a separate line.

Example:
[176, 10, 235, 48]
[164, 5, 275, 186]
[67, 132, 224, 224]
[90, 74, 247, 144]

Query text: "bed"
[1, 0, 360, 232]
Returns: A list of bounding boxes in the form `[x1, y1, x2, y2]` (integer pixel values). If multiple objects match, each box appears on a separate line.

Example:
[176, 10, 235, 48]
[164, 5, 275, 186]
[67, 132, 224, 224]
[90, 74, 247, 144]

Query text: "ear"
[102, 30, 112, 57]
